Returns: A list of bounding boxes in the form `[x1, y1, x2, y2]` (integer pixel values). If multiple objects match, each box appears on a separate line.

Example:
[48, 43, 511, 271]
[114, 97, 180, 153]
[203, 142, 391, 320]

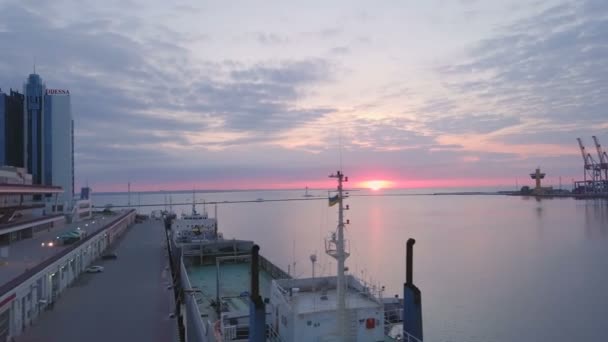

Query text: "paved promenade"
[18, 219, 177, 342]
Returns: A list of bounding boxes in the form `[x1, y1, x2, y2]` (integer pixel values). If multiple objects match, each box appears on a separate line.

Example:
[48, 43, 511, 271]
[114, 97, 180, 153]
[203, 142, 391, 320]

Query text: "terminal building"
[0, 166, 64, 246]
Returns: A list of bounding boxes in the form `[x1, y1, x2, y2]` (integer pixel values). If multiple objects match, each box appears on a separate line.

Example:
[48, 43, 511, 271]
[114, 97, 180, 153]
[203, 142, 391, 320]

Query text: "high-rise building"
[0, 89, 25, 168]
[23, 73, 46, 185]
[22, 74, 74, 210]
[44, 88, 74, 209]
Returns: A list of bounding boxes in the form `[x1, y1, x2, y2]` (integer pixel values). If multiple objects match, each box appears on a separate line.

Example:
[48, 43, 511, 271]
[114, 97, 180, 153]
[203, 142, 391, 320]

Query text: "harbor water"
[96, 190, 608, 342]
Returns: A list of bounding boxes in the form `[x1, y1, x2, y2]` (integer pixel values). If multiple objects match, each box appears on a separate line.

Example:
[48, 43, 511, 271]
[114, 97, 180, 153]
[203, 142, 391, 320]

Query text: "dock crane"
[592, 136, 608, 181]
[577, 137, 601, 183]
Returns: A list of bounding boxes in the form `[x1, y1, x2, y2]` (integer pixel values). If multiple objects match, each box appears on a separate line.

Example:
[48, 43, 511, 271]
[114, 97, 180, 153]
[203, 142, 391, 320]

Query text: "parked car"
[101, 253, 117, 260]
[85, 266, 104, 273]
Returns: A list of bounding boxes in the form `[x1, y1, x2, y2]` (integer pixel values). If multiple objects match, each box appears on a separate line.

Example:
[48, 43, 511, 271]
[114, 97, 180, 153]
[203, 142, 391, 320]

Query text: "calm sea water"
[96, 189, 608, 342]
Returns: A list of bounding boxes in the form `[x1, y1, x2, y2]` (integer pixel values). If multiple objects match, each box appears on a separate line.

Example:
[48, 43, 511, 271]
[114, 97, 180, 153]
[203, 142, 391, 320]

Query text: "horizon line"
[87, 184, 531, 195]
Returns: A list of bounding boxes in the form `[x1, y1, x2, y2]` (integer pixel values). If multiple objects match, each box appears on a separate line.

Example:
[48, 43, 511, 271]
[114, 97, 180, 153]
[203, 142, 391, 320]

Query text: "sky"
[1, 0, 607, 192]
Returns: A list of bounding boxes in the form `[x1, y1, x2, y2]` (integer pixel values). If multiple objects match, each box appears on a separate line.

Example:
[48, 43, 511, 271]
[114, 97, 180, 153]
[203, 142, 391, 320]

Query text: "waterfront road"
[0, 214, 115, 286]
[18, 219, 177, 342]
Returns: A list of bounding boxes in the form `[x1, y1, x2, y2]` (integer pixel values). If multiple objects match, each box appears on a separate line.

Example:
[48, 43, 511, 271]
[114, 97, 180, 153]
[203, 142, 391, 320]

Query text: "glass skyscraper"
[22, 73, 74, 209]
[24, 73, 46, 185]
[44, 89, 74, 208]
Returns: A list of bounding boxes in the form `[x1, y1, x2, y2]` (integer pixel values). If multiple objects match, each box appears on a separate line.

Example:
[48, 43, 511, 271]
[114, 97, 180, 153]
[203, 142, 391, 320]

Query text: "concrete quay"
[0, 210, 136, 341]
[18, 219, 177, 342]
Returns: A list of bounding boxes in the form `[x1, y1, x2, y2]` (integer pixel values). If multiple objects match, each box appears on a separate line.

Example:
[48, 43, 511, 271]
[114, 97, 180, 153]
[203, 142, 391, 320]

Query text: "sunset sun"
[360, 180, 393, 191]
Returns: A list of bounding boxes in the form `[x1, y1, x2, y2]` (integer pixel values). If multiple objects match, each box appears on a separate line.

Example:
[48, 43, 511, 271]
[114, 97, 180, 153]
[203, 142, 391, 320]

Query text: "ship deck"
[274, 276, 384, 315]
[286, 287, 382, 315]
[186, 262, 276, 320]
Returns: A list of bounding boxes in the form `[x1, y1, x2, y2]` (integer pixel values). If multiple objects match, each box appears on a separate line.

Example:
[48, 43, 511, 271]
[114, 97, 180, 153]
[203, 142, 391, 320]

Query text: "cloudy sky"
[1, 0, 607, 191]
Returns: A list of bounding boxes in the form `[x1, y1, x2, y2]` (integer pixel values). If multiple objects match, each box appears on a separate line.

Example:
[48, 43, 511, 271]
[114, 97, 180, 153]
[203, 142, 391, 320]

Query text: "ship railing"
[349, 276, 384, 306]
[403, 331, 423, 342]
[266, 323, 283, 342]
[215, 318, 239, 341]
[221, 324, 237, 341]
[180, 258, 208, 340]
[260, 254, 291, 279]
[272, 282, 294, 310]
[383, 306, 402, 337]
[384, 307, 402, 321]
[220, 322, 283, 341]
[384, 324, 422, 342]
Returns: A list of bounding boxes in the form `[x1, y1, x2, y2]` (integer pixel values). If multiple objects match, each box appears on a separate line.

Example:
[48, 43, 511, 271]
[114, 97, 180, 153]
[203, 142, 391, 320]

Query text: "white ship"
[173, 196, 220, 243]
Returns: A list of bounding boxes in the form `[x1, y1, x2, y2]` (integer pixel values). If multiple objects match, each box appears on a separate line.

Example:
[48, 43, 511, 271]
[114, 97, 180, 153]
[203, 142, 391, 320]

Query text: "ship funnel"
[249, 245, 266, 342]
[403, 238, 423, 341]
[406, 239, 414, 284]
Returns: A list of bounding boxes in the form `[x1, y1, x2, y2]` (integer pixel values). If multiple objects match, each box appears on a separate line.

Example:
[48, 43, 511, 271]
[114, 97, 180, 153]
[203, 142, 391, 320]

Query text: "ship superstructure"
[270, 275, 386, 341]
[267, 171, 399, 341]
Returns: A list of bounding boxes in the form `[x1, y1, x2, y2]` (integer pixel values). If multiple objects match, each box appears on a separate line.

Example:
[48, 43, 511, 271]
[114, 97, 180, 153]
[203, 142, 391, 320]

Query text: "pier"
[0, 210, 155, 341]
[17, 218, 177, 342]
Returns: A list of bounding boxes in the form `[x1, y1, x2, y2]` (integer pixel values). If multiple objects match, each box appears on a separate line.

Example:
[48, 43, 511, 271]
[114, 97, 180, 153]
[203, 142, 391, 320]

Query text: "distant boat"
[303, 186, 313, 197]
[173, 196, 219, 242]
[256, 198, 264, 202]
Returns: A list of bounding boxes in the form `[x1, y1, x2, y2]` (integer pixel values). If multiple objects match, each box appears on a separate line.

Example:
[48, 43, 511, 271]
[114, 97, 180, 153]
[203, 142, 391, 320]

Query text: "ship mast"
[327, 170, 349, 340]
[192, 189, 196, 214]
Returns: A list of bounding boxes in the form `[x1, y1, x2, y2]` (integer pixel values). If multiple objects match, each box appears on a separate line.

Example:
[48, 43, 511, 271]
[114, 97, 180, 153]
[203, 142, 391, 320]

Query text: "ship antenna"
[311, 253, 318, 310]
[326, 170, 349, 341]
[192, 189, 196, 214]
[339, 131, 343, 172]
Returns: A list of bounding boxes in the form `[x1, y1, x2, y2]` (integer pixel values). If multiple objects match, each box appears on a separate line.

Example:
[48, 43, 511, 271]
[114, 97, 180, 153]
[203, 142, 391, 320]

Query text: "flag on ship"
[328, 194, 340, 207]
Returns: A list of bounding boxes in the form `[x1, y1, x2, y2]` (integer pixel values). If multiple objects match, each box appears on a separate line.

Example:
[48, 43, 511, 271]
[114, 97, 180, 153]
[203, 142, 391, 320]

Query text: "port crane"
[577, 138, 601, 182]
[577, 137, 604, 193]
[592, 136, 608, 181]
[573, 137, 608, 195]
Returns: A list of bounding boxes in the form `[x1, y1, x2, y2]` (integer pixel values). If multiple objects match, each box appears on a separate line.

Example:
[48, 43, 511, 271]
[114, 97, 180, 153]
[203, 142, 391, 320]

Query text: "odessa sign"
[46, 89, 70, 95]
